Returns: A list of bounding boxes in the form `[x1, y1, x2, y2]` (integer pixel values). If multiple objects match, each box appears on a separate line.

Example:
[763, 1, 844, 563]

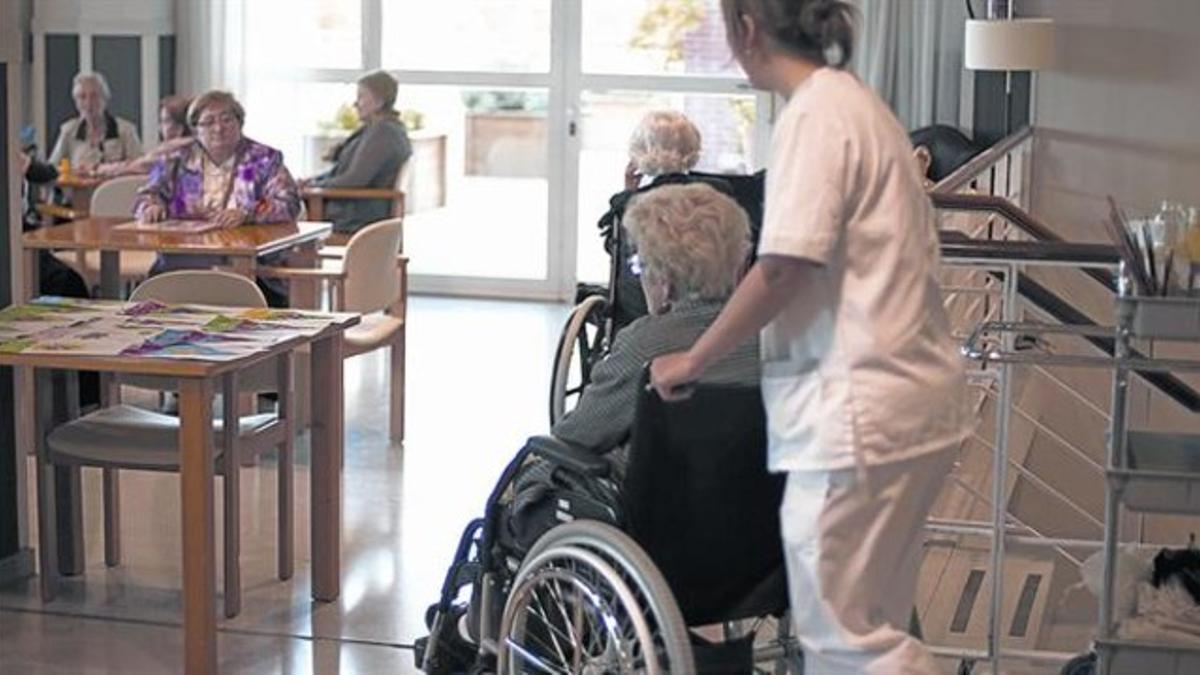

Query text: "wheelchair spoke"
[526, 584, 574, 665]
[502, 543, 674, 675]
[504, 638, 571, 675]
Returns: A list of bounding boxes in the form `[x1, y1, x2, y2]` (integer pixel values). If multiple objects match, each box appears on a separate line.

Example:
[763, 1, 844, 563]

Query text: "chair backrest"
[89, 175, 146, 217]
[622, 377, 786, 626]
[130, 270, 267, 308]
[342, 217, 403, 313]
[391, 158, 412, 218]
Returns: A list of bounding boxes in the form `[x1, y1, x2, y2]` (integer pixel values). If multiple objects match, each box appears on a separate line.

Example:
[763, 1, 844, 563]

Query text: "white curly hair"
[628, 110, 702, 177]
[623, 183, 750, 302]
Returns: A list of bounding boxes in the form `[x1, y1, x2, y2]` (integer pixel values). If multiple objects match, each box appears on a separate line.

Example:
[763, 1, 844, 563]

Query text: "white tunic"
[757, 67, 970, 473]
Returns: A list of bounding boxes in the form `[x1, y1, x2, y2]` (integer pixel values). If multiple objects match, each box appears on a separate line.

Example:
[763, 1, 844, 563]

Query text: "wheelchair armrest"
[526, 435, 610, 477]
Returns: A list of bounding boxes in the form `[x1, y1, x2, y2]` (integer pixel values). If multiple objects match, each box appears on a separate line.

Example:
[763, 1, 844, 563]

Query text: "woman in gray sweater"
[303, 70, 412, 235]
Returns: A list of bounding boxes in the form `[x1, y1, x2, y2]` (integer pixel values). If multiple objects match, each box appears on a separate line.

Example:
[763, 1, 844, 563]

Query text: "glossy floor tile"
[0, 295, 1061, 675]
[0, 296, 570, 673]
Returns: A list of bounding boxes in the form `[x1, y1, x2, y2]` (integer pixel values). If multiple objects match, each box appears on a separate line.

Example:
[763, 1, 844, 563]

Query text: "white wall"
[1025, 0, 1200, 241]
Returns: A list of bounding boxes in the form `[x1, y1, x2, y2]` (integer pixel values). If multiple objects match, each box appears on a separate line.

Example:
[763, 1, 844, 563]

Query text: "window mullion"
[363, 0, 382, 70]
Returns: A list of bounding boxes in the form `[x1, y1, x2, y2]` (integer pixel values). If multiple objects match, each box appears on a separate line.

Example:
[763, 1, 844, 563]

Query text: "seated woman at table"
[48, 72, 143, 173]
[133, 90, 301, 306]
[92, 95, 194, 178]
[299, 70, 412, 236]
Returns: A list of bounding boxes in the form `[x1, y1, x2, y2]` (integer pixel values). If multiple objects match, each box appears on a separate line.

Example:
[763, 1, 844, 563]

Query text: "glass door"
[234, 0, 769, 300]
[567, 0, 772, 287]
[381, 0, 561, 297]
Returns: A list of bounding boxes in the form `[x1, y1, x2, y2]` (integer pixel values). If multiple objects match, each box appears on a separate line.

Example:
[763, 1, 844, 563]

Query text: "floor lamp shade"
[965, 18, 1055, 71]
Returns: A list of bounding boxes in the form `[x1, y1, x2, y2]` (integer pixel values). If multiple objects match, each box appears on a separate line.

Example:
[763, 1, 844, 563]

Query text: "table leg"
[178, 377, 217, 675]
[225, 256, 259, 423]
[288, 244, 319, 310]
[75, 186, 95, 217]
[50, 371, 84, 576]
[227, 255, 255, 279]
[32, 369, 59, 601]
[221, 372, 241, 618]
[24, 249, 40, 301]
[310, 334, 344, 602]
[99, 250, 121, 300]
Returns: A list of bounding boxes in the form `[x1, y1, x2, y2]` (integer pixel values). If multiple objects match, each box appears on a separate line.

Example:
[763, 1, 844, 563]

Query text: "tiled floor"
[0, 296, 570, 674]
[0, 295, 1069, 674]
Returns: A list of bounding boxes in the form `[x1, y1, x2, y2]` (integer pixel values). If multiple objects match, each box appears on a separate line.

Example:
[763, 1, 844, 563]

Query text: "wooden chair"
[301, 160, 410, 247]
[54, 175, 156, 294]
[262, 217, 407, 440]
[39, 271, 294, 618]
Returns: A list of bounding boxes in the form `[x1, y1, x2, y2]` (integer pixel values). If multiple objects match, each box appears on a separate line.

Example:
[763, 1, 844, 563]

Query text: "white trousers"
[780, 447, 955, 675]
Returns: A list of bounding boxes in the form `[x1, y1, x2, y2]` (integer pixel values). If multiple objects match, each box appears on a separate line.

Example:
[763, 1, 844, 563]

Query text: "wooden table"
[22, 218, 333, 300]
[2, 306, 357, 675]
[54, 174, 107, 218]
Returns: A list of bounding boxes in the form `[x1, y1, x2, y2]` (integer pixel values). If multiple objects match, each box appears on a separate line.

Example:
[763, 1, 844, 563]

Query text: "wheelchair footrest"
[691, 632, 755, 674]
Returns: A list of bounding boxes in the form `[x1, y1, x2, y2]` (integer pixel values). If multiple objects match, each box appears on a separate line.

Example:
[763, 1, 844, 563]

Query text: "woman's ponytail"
[729, 0, 857, 67]
[798, 0, 855, 66]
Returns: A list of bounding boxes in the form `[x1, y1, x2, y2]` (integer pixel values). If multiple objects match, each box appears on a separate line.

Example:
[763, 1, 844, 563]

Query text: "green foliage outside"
[630, 0, 707, 66]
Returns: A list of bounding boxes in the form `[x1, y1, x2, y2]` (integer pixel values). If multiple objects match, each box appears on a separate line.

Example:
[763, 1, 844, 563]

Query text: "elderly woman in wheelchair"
[416, 183, 795, 674]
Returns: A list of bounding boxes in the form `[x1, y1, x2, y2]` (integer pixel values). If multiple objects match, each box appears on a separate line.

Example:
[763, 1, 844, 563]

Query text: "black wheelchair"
[549, 171, 766, 426]
[417, 375, 799, 673]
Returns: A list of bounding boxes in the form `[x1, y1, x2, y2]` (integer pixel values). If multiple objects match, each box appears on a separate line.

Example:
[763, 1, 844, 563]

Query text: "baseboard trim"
[0, 548, 35, 584]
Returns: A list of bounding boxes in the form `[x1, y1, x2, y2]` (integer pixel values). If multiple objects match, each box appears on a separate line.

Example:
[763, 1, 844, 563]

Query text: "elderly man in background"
[48, 71, 142, 172]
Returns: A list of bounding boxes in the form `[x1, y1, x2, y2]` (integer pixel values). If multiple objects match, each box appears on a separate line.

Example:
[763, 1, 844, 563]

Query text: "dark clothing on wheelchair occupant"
[551, 298, 760, 454]
[310, 117, 412, 234]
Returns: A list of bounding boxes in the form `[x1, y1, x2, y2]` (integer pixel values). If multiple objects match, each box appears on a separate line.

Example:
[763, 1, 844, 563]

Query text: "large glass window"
[230, 1, 764, 297]
[381, 0, 552, 73]
[581, 0, 741, 77]
[241, 81, 355, 179]
[400, 85, 549, 280]
[575, 91, 758, 283]
[244, 0, 361, 70]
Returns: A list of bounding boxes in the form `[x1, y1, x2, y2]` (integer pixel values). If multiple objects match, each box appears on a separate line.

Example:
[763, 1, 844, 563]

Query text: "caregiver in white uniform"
[650, 1, 970, 673]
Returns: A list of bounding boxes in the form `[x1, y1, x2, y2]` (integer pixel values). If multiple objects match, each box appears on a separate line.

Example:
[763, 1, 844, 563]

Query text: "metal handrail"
[934, 192, 1062, 243]
[964, 320, 1200, 373]
[937, 251, 1200, 412]
[932, 125, 1034, 195]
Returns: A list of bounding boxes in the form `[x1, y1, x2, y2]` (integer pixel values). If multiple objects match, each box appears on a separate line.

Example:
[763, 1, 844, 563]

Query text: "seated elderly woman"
[49, 72, 142, 172]
[596, 111, 705, 326]
[133, 90, 301, 305]
[552, 182, 760, 455]
[93, 95, 193, 177]
[300, 70, 412, 236]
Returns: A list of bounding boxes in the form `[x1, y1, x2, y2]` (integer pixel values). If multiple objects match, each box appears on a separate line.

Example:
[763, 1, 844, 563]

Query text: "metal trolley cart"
[966, 273, 1200, 675]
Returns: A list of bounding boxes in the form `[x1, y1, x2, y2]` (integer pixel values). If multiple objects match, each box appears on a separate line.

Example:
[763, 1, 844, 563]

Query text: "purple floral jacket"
[133, 137, 300, 222]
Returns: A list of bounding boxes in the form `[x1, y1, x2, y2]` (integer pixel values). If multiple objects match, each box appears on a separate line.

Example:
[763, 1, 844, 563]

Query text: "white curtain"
[174, 0, 246, 97]
[852, 0, 967, 130]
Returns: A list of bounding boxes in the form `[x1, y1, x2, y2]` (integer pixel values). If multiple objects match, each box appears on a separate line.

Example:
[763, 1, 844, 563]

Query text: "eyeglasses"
[194, 112, 239, 129]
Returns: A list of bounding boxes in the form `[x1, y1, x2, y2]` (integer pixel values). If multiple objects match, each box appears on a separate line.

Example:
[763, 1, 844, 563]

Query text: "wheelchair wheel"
[499, 521, 695, 674]
[549, 295, 609, 427]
